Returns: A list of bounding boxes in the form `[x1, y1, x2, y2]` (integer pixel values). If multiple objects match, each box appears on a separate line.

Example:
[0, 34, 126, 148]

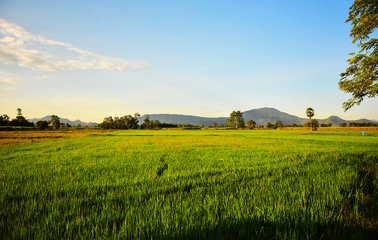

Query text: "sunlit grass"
[1, 130, 377, 239]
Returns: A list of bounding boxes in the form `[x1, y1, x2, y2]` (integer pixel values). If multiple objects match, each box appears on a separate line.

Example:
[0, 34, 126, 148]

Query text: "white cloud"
[0, 18, 147, 71]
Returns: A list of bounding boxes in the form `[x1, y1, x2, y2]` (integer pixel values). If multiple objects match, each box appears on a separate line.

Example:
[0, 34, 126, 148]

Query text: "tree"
[339, 0, 378, 111]
[36, 120, 49, 129]
[245, 120, 256, 129]
[0, 114, 10, 126]
[306, 108, 315, 131]
[49, 115, 60, 129]
[228, 111, 245, 129]
[311, 119, 319, 131]
[275, 120, 284, 128]
[10, 108, 33, 127]
[144, 115, 152, 129]
[212, 122, 218, 128]
[265, 122, 274, 129]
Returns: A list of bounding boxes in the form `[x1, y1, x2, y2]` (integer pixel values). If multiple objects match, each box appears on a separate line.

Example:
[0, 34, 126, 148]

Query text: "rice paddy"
[0, 129, 377, 239]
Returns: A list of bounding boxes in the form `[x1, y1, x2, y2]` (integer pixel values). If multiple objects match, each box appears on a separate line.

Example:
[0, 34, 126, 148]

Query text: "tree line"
[99, 114, 202, 130]
[0, 108, 64, 129]
[2, 108, 376, 131]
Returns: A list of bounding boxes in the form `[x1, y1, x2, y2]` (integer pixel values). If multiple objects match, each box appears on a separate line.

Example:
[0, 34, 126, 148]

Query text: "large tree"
[49, 115, 61, 129]
[339, 0, 378, 111]
[144, 115, 152, 129]
[245, 120, 256, 130]
[228, 111, 245, 129]
[306, 108, 315, 131]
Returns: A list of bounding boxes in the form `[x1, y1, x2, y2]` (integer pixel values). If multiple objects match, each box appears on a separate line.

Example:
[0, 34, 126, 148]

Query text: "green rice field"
[1, 130, 377, 239]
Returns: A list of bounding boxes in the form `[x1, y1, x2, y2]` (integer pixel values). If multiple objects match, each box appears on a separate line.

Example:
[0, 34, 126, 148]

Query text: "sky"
[0, 0, 377, 122]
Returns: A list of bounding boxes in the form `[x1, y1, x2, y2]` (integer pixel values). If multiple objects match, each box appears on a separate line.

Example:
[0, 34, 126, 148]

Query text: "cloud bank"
[0, 18, 147, 71]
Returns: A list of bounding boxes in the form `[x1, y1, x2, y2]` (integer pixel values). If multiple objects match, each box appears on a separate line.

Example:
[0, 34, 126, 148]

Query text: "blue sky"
[0, 0, 377, 122]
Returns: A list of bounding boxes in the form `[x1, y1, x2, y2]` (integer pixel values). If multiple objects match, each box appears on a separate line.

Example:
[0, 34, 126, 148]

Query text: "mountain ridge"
[140, 107, 377, 127]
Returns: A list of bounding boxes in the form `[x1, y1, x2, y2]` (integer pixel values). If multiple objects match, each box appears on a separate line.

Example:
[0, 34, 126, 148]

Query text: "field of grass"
[1, 129, 377, 239]
[0, 128, 110, 146]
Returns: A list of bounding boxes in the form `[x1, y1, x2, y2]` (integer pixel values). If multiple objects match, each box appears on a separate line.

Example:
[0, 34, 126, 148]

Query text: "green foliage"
[144, 115, 152, 129]
[339, 0, 378, 110]
[49, 115, 60, 129]
[228, 111, 244, 129]
[36, 120, 49, 129]
[1, 130, 377, 239]
[100, 113, 140, 129]
[0, 114, 9, 126]
[265, 121, 274, 129]
[245, 120, 256, 129]
[275, 120, 284, 128]
[9, 108, 34, 127]
[306, 108, 315, 131]
[306, 108, 314, 119]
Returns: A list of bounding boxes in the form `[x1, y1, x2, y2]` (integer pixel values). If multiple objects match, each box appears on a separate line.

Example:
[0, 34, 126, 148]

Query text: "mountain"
[242, 108, 306, 125]
[139, 114, 228, 126]
[140, 108, 377, 127]
[140, 108, 306, 127]
[29, 116, 98, 127]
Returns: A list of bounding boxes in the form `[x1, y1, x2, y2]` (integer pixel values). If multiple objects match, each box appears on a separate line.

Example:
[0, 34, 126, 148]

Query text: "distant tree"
[49, 115, 60, 129]
[134, 113, 141, 129]
[212, 122, 218, 128]
[144, 115, 152, 129]
[339, 0, 378, 111]
[228, 111, 245, 129]
[321, 123, 333, 127]
[245, 120, 256, 129]
[311, 119, 319, 131]
[10, 108, 33, 127]
[340, 122, 348, 127]
[306, 108, 315, 131]
[275, 120, 284, 128]
[100, 116, 113, 129]
[0, 114, 10, 126]
[265, 122, 274, 129]
[36, 120, 49, 129]
[152, 120, 161, 129]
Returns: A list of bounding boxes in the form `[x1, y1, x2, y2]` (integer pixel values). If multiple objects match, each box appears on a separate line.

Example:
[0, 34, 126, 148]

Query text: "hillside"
[141, 107, 376, 127]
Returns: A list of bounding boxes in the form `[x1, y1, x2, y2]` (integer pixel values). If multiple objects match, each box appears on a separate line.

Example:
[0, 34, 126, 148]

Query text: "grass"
[0, 128, 110, 146]
[0, 129, 377, 239]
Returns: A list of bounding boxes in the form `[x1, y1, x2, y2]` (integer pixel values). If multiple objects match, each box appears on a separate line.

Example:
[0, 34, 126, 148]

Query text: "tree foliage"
[245, 120, 256, 129]
[228, 111, 244, 129]
[100, 113, 141, 129]
[306, 108, 315, 131]
[49, 115, 61, 129]
[0, 114, 10, 126]
[339, 0, 378, 110]
[36, 120, 49, 129]
[9, 108, 34, 127]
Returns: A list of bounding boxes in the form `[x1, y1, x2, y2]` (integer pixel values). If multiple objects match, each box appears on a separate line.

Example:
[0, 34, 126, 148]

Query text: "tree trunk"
[310, 117, 312, 131]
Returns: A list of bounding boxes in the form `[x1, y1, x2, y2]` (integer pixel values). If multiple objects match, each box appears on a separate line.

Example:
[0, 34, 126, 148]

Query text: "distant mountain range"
[29, 108, 377, 128]
[29, 116, 98, 127]
[140, 107, 377, 127]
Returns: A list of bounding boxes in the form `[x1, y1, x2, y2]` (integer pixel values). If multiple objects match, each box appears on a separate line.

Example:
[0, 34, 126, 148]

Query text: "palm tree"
[306, 108, 315, 131]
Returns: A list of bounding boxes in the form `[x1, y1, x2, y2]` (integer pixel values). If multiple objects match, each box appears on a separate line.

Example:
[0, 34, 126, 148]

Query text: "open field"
[0, 129, 111, 146]
[1, 130, 377, 239]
